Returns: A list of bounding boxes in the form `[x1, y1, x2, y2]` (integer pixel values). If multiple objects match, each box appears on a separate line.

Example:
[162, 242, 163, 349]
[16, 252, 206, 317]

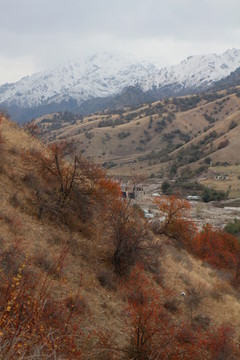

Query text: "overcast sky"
[0, 0, 239, 85]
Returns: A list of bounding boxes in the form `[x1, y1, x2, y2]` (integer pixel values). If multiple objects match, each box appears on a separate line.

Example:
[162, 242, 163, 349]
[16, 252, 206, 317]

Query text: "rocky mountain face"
[0, 49, 240, 123]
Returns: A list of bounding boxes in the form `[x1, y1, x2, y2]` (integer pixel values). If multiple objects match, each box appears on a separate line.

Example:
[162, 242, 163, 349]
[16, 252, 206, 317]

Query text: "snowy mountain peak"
[140, 48, 240, 91]
[0, 51, 159, 108]
[0, 48, 240, 122]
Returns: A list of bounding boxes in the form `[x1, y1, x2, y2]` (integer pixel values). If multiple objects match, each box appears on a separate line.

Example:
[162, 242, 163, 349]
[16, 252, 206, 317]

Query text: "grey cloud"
[0, 0, 239, 82]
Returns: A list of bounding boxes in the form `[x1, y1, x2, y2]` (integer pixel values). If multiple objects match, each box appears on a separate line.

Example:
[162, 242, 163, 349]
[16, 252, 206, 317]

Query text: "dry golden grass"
[34, 89, 240, 179]
[161, 241, 240, 335]
[2, 115, 240, 357]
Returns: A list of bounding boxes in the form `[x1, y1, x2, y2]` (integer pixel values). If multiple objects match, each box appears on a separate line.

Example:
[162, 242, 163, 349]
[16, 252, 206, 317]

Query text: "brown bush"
[65, 295, 87, 315]
[193, 314, 211, 330]
[164, 297, 181, 313]
[98, 270, 117, 290]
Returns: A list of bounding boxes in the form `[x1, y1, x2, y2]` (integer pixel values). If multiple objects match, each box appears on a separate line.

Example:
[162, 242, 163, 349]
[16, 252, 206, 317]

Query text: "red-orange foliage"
[206, 324, 237, 360]
[124, 265, 173, 359]
[24, 121, 40, 137]
[0, 250, 82, 359]
[123, 265, 238, 360]
[195, 224, 240, 269]
[78, 156, 121, 203]
[155, 195, 196, 249]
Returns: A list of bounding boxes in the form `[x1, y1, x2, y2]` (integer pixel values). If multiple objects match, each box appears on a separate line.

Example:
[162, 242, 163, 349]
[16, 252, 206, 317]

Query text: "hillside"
[2, 115, 240, 358]
[33, 87, 240, 181]
[1, 48, 240, 123]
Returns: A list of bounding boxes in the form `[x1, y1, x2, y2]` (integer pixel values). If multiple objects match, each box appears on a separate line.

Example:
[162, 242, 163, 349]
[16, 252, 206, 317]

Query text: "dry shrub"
[192, 314, 211, 330]
[9, 192, 22, 208]
[2, 212, 23, 235]
[147, 258, 161, 274]
[176, 324, 196, 344]
[21, 171, 40, 190]
[0, 261, 82, 359]
[65, 295, 87, 315]
[184, 287, 206, 319]
[164, 297, 181, 313]
[212, 280, 236, 298]
[33, 246, 68, 279]
[9, 145, 18, 155]
[0, 244, 24, 276]
[98, 270, 117, 291]
[34, 250, 56, 274]
[151, 219, 162, 234]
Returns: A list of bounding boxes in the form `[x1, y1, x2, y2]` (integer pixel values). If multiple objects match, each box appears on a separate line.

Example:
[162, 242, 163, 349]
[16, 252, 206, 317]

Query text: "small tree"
[154, 195, 196, 249]
[161, 180, 171, 194]
[107, 199, 153, 275]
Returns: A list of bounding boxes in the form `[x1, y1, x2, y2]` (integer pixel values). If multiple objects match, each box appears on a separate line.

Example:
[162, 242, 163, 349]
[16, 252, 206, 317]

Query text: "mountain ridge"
[1, 48, 240, 122]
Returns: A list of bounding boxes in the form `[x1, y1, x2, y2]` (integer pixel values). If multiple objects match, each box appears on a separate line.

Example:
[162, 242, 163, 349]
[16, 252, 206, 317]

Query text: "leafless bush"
[164, 298, 181, 313]
[9, 192, 22, 208]
[151, 219, 162, 234]
[64, 295, 87, 315]
[33, 250, 59, 277]
[21, 171, 40, 190]
[193, 314, 211, 330]
[98, 270, 117, 291]
[184, 287, 206, 319]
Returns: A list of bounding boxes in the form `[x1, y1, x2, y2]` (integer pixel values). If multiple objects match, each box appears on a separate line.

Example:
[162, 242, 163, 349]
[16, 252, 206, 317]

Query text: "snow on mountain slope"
[140, 48, 240, 91]
[0, 49, 240, 110]
[0, 52, 158, 107]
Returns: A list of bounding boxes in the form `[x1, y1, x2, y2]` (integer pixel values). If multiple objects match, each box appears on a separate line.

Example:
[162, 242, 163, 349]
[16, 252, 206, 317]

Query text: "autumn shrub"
[163, 297, 181, 313]
[0, 259, 82, 359]
[106, 198, 156, 275]
[192, 314, 210, 330]
[23, 141, 121, 231]
[64, 295, 87, 315]
[23, 121, 40, 137]
[154, 195, 196, 250]
[195, 224, 240, 269]
[121, 265, 238, 360]
[206, 324, 238, 360]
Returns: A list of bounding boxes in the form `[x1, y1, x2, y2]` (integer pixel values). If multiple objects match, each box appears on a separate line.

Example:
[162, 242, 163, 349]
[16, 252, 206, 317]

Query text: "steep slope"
[1, 49, 240, 123]
[2, 116, 240, 358]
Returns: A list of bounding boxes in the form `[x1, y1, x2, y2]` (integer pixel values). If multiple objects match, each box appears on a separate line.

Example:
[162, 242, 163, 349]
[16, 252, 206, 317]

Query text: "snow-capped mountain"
[0, 49, 240, 122]
[140, 48, 240, 91]
[0, 52, 158, 108]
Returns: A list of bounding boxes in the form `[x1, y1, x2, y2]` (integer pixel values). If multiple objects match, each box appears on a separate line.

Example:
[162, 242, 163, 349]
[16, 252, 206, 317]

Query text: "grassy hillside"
[2, 115, 240, 359]
[33, 88, 240, 181]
